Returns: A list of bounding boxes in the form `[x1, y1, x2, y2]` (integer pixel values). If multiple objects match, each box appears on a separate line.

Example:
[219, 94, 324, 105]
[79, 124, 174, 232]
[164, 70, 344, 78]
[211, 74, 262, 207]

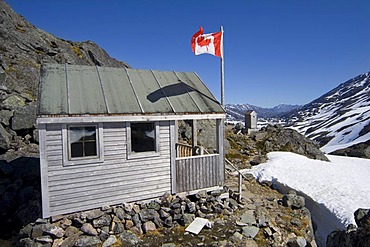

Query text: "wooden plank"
[49, 169, 171, 189]
[50, 182, 171, 206]
[48, 163, 170, 181]
[39, 124, 51, 218]
[49, 174, 171, 198]
[49, 186, 171, 216]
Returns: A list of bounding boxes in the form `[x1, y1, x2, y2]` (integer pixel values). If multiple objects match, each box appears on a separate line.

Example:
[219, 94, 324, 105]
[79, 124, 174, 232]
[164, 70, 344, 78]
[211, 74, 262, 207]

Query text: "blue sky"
[5, 0, 370, 107]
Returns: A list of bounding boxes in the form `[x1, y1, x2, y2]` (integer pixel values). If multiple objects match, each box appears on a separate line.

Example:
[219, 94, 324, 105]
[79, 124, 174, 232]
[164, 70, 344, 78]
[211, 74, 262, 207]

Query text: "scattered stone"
[65, 226, 80, 237]
[81, 223, 98, 236]
[45, 225, 65, 238]
[36, 235, 53, 244]
[230, 231, 244, 242]
[92, 214, 111, 228]
[119, 230, 142, 246]
[282, 193, 305, 209]
[142, 221, 156, 233]
[85, 209, 104, 221]
[102, 235, 117, 247]
[287, 236, 307, 247]
[240, 210, 256, 225]
[242, 226, 259, 238]
[75, 235, 102, 247]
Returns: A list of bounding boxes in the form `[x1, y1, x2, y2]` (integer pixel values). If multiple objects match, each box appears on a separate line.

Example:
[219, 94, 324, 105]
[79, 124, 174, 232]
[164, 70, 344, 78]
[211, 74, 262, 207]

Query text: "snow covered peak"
[285, 72, 370, 153]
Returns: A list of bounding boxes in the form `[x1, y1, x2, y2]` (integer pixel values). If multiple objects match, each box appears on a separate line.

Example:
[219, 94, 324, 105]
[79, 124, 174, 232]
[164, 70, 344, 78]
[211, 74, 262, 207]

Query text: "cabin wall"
[40, 121, 171, 217]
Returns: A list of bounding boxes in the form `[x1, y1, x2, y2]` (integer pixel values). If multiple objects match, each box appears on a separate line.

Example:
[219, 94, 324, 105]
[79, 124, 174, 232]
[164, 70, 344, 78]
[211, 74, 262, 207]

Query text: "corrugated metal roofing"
[38, 64, 224, 116]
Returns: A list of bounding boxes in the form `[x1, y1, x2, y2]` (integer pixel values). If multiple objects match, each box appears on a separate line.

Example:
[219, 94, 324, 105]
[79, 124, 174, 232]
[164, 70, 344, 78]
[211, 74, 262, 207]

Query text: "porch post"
[170, 120, 177, 193]
[216, 119, 225, 184]
[192, 119, 197, 149]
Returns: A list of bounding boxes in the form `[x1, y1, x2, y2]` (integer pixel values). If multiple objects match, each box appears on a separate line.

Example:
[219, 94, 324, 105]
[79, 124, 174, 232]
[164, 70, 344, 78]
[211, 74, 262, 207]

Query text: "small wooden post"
[238, 172, 242, 201]
[192, 119, 197, 149]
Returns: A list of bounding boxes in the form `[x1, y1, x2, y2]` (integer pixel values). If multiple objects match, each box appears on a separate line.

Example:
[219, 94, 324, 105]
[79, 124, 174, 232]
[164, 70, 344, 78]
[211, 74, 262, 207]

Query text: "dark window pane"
[85, 142, 97, 156]
[71, 142, 83, 157]
[131, 122, 155, 152]
[84, 127, 96, 141]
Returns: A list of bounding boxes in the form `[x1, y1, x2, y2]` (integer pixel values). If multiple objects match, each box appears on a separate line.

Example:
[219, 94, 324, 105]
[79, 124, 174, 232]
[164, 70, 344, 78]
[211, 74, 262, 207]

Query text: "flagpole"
[220, 26, 225, 107]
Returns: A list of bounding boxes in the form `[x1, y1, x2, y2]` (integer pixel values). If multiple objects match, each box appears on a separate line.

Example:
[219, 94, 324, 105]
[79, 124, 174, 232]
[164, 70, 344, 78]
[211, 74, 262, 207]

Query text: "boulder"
[0, 109, 13, 125]
[11, 104, 37, 130]
[92, 214, 111, 228]
[282, 193, 305, 209]
[0, 124, 12, 150]
[81, 223, 98, 236]
[75, 235, 102, 247]
[102, 235, 117, 247]
[2, 95, 26, 110]
[354, 208, 370, 228]
[242, 226, 259, 238]
[142, 221, 156, 233]
[119, 230, 142, 246]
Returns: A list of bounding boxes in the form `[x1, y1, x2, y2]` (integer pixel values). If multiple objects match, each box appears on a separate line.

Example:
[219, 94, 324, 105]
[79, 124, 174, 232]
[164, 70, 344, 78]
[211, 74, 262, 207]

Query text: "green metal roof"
[38, 64, 224, 116]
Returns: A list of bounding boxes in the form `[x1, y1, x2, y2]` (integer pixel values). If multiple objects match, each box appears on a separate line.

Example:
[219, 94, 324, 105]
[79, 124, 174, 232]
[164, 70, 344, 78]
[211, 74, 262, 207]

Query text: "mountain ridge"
[225, 71, 370, 156]
[225, 103, 301, 121]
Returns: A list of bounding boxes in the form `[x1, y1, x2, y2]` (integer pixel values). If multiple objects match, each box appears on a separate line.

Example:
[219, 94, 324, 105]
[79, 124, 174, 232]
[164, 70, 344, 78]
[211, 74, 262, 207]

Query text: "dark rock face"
[0, 157, 41, 239]
[0, 1, 130, 159]
[330, 139, 370, 159]
[0, 1, 129, 97]
[327, 208, 370, 247]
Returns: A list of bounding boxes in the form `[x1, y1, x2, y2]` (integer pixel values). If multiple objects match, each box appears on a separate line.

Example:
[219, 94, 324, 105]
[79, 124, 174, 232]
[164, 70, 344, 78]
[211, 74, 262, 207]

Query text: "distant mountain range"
[226, 72, 370, 155]
[225, 103, 300, 120]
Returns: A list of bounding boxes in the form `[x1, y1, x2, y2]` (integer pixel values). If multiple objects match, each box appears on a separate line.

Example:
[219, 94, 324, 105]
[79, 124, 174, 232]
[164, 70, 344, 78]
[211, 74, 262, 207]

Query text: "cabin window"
[127, 122, 159, 159]
[69, 126, 97, 158]
[62, 123, 104, 166]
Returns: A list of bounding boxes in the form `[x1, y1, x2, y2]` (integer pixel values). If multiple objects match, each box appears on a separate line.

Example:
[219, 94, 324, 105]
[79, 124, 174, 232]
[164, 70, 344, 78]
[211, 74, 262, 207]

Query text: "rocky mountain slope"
[0, 0, 129, 160]
[283, 72, 370, 155]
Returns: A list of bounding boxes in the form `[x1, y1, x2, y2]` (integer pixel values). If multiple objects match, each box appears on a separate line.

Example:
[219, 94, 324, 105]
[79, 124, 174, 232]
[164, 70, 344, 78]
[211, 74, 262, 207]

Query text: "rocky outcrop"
[330, 139, 370, 159]
[0, 1, 130, 160]
[327, 208, 370, 247]
[226, 124, 329, 170]
[254, 125, 329, 161]
[0, 1, 129, 97]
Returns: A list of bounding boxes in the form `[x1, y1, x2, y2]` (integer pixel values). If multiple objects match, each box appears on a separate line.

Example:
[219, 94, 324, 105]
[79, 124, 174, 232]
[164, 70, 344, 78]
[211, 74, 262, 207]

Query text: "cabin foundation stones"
[16, 189, 241, 246]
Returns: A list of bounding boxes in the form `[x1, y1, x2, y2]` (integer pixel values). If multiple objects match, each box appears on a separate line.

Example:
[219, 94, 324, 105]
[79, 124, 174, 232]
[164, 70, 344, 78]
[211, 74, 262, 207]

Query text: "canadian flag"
[191, 27, 223, 58]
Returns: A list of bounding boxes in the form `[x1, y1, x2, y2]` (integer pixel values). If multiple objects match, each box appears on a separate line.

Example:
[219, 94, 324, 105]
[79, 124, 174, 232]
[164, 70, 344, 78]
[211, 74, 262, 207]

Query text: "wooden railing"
[225, 158, 249, 201]
[176, 143, 193, 157]
[175, 154, 221, 192]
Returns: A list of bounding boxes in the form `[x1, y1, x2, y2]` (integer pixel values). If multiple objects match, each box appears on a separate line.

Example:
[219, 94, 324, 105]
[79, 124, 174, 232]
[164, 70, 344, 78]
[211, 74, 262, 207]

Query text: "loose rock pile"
[17, 189, 241, 247]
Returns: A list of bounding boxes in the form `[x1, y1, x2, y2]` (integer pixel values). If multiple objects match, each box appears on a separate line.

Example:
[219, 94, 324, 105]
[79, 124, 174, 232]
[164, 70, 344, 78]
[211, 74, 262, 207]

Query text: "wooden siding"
[175, 154, 222, 193]
[42, 121, 171, 217]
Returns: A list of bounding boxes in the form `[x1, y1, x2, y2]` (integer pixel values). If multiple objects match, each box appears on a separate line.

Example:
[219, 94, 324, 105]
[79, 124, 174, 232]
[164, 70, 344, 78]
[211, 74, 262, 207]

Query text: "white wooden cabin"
[37, 63, 225, 217]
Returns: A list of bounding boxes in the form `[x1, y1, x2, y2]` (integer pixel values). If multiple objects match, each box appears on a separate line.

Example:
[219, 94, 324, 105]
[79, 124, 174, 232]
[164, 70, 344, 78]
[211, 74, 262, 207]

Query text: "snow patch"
[245, 152, 370, 245]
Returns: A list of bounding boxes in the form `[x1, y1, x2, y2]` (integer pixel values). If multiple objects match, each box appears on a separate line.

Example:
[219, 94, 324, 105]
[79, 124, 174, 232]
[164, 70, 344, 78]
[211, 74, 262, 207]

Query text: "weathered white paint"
[40, 121, 172, 217]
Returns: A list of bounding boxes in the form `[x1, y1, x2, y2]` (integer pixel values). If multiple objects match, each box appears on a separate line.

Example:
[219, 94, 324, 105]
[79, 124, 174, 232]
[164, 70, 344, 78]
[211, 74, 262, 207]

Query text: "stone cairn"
[17, 189, 241, 247]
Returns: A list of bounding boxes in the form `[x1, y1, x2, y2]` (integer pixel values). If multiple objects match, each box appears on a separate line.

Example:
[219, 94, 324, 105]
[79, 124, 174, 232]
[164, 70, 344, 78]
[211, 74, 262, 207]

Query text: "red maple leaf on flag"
[197, 36, 211, 49]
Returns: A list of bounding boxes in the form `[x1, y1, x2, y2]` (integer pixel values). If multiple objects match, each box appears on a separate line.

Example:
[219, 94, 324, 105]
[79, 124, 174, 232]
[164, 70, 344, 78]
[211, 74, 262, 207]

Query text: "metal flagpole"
[220, 26, 225, 107]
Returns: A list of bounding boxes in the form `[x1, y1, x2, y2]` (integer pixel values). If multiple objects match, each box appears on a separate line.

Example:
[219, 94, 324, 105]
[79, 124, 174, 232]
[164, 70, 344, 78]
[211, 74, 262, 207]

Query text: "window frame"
[62, 123, 104, 166]
[126, 121, 160, 159]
